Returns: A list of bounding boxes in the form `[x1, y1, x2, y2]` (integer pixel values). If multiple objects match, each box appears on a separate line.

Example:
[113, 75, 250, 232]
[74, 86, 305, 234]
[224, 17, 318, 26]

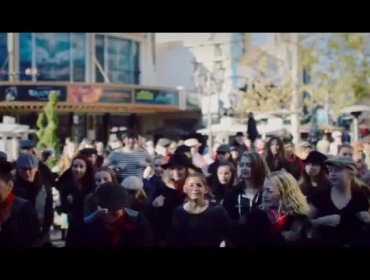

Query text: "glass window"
[95, 34, 105, 83]
[19, 33, 32, 81]
[133, 41, 140, 84]
[19, 33, 87, 82]
[250, 33, 268, 47]
[0, 33, 8, 80]
[107, 36, 132, 83]
[94, 34, 140, 84]
[35, 33, 71, 81]
[71, 33, 86, 82]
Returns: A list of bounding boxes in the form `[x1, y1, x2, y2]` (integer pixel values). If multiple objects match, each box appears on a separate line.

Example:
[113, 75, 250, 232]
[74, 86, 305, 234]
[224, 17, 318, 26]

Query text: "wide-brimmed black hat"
[304, 151, 328, 166]
[174, 145, 191, 155]
[94, 182, 127, 211]
[162, 153, 197, 170]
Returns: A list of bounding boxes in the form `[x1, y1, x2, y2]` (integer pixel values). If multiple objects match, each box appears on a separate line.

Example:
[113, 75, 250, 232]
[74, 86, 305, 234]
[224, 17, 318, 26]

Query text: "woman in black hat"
[0, 160, 39, 247]
[147, 154, 197, 247]
[59, 155, 96, 247]
[167, 173, 230, 247]
[85, 182, 152, 247]
[299, 151, 331, 203]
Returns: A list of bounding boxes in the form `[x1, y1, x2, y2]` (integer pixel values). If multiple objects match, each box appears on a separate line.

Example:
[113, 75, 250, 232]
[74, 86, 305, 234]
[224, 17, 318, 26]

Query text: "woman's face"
[217, 166, 232, 185]
[305, 163, 321, 177]
[154, 158, 166, 177]
[72, 159, 87, 180]
[169, 166, 187, 181]
[95, 171, 113, 188]
[262, 178, 280, 210]
[328, 166, 352, 188]
[230, 150, 239, 161]
[184, 177, 207, 201]
[238, 156, 252, 180]
[270, 139, 279, 156]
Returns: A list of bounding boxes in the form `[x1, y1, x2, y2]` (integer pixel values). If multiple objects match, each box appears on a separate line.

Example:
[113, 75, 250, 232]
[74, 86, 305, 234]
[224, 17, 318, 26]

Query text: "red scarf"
[0, 192, 14, 224]
[173, 180, 185, 194]
[108, 212, 135, 245]
[267, 209, 288, 234]
[109, 214, 126, 245]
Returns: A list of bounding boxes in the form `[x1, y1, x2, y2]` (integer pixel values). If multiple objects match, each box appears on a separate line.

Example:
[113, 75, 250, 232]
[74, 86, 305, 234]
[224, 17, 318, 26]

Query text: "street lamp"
[340, 105, 370, 142]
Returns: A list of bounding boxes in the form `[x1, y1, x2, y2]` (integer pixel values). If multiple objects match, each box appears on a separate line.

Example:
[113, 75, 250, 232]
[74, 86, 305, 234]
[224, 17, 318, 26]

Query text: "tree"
[302, 33, 370, 116]
[36, 91, 59, 167]
[239, 33, 370, 119]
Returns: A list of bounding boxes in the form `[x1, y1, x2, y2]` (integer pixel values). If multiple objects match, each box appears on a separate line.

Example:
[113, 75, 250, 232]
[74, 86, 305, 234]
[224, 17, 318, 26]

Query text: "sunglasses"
[217, 151, 227, 155]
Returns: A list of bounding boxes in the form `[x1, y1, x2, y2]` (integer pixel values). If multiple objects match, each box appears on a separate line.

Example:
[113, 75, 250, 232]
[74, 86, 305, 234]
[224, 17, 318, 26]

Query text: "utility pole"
[7, 33, 15, 83]
[290, 33, 301, 144]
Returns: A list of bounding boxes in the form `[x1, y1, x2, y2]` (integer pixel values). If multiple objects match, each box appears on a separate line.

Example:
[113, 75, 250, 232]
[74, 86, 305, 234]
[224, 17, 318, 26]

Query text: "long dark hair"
[299, 164, 330, 196]
[71, 155, 96, 192]
[211, 161, 237, 202]
[265, 136, 286, 172]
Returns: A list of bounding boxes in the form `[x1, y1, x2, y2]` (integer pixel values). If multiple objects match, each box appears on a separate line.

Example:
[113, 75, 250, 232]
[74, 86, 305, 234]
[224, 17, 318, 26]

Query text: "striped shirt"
[107, 148, 151, 180]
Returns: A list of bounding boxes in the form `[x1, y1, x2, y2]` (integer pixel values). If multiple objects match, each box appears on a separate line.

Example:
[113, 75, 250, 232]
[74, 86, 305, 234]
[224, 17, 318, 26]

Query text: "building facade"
[0, 33, 200, 143]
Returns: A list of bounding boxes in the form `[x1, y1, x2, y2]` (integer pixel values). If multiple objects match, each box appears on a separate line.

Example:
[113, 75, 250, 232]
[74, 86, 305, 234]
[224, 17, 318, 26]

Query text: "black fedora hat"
[304, 151, 328, 166]
[162, 153, 197, 170]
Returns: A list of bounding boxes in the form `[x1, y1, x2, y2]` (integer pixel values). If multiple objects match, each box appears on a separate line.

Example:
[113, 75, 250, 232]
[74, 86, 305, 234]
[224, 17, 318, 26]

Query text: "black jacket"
[60, 180, 95, 247]
[39, 161, 55, 187]
[0, 196, 40, 247]
[146, 181, 185, 247]
[222, 181, 262, 221]
[235, 209, 311, 247]
[55, 168, 73, 191]
[13, 173, 54, 235]
[84, 208, 153, 247]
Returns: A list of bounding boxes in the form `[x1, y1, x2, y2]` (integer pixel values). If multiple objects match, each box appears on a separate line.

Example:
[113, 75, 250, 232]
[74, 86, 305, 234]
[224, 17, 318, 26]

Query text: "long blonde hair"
[265, 171, 309, 215]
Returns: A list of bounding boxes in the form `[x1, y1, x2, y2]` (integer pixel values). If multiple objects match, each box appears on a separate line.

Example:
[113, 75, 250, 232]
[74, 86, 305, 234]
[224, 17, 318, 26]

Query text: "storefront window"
[19, 33, 87, 82]
[71, 33, 86, 82]
[95, 34, 140, 84]
[0, 33, 8, 80]
[19, 33, 32, 81]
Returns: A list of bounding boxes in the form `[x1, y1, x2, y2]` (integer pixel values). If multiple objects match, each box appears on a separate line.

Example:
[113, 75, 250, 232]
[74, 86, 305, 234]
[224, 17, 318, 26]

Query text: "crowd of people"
[1, 128, 370, 248]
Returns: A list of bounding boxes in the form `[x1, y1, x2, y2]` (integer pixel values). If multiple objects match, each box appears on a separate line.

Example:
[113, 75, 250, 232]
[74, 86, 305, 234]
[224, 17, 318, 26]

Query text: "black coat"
[13, 173, 54, 235]
[222, 181, 262, 221]
[39, 161, 55, 187]
[0, 196, 40, 247]
[146, 181, 185, 247]
[235, 209, 311, 247]
[60, 180, 95, 247]
[55, 168, 73, 191]
[85, 208, 153, 247]
[247, 117, 258, 142]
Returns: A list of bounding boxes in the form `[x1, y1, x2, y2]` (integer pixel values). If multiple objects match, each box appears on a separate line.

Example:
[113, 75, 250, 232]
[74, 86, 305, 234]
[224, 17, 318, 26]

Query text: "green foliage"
[36, 91, 60, 158]
[239, 33, 370, 115]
